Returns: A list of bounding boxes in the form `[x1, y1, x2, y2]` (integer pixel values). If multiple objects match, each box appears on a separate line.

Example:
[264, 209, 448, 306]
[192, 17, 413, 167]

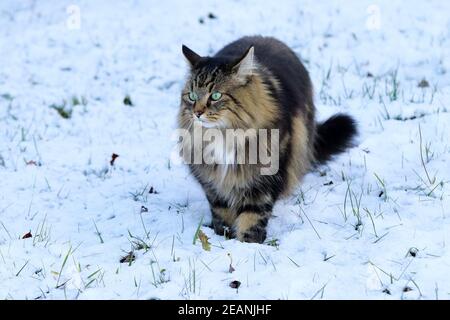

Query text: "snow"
[0, 0, 449, 300]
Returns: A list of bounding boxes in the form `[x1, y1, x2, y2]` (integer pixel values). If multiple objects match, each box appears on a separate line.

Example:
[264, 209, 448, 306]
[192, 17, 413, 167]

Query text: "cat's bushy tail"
[313, 114, 357, 164]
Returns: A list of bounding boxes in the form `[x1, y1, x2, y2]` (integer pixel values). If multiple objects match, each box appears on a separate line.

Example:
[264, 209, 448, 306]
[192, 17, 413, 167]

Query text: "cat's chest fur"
[187, 137, 261, 205]
[193, 163, 260, 206]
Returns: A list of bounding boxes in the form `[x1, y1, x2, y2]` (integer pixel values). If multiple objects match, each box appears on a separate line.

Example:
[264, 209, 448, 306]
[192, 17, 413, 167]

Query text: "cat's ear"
[182, 45, 202, 67]
[231, 46, 255, 77]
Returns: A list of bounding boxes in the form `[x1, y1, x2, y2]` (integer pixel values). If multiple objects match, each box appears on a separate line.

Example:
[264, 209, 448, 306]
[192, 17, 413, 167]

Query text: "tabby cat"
[178, 36, 357, 243]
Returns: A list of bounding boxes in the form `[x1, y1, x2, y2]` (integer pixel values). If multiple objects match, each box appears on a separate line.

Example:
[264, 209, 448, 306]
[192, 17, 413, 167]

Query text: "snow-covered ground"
[0, 0, 449, 300]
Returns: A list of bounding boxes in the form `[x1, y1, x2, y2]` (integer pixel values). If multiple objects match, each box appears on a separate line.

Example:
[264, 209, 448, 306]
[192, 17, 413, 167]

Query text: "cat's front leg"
[233, 209, 271, 243]
[210, 206, 236, 238]
[204, 191, 235, 237]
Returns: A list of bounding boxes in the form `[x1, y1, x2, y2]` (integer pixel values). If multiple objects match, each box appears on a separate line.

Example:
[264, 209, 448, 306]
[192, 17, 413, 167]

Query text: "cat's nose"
[194, 111, 204, 118]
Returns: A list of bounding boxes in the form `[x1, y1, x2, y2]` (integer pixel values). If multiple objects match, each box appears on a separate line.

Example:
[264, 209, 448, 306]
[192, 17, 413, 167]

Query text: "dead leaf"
[408, 247, 418, 257]
[149, 186, 158, 194]
[110, 153, 119, 166]
[418, 79, 430, 88]
[140, 206, 148, 213]
[382, 288, 391, 295]
[120, 252, 136, 264]
[22, 231, 32, 239]
[229, 280, 241, 289]
[198, 229, 211, 251]
[123, 95, 133, 106]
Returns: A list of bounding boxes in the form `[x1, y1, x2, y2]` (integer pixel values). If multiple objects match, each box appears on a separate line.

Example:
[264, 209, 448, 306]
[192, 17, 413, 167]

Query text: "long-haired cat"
[178, 36, 357, 243]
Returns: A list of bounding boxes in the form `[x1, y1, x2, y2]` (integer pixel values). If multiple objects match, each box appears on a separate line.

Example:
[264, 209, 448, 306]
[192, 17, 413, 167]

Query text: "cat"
[178, 36, 357, 243]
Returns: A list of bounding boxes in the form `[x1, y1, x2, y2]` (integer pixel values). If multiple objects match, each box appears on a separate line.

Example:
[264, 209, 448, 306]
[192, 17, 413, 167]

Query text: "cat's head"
[179, 45, 256, 129]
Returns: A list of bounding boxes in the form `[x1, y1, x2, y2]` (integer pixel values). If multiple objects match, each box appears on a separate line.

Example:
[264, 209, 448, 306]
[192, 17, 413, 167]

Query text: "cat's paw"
[237, 225, 267, 244]
[234, 213, 268, 243]
[212, 219, 232, 239]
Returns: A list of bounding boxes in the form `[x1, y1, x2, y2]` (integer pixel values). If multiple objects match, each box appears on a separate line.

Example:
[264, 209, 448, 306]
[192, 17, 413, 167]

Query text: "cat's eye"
[211, 92, 222, 101]
[188, 92, 198, 101]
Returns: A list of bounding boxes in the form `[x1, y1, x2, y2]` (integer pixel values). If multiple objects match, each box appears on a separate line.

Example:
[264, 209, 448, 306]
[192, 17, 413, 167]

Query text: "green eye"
[188, 92, 198, 101]
[211, 92, 222, 101]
